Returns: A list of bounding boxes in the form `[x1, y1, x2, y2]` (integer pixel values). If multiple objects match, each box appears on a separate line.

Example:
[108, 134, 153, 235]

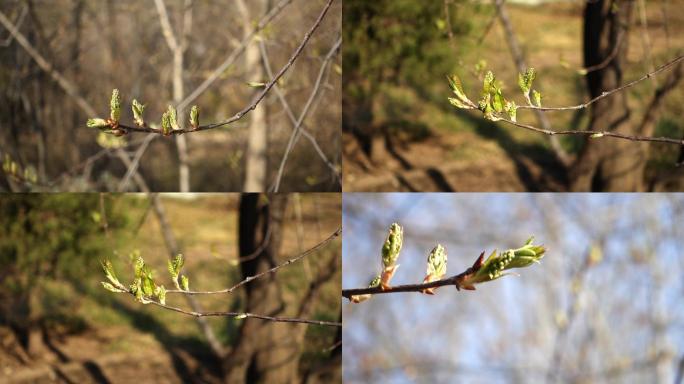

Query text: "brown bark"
[570, 0, 643, 191]
[224, 194, 302, 383]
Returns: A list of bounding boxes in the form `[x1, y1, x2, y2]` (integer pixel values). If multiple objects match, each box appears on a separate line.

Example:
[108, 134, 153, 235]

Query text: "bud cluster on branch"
[446, 54, 684, 146]
[344, 223, 546, 302]
[87, 89, 200, 136]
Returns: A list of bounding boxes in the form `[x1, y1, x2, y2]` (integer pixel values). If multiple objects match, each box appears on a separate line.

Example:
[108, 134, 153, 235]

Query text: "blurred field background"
[343, 0, 684, 191]
[0, 193, 341, 383]
[0, 0, 341, 192]
[342, 193, 684, 383]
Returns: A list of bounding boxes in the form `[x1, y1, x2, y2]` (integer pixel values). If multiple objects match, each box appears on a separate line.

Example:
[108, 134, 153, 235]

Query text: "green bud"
[181, 275, 189, 291]
[426, 244, 448, 279]
[504, 100, 517, 122]
[189, 105, 199, 130]
[110, 89, 121, 123]
[102, 259, 124, 289]
[167, 105, 180, 130]
[161, 110, 172, 136]
[532, 90, 542, 107]
[381, 223, 403, 268]
[155, 285, 166, 305]
[518, 68, 536, 100]
[87, 118, 109, 129]
[132, 99, 145, 127]
[101, 282, 126, 293]
[483, 71, 495, 94]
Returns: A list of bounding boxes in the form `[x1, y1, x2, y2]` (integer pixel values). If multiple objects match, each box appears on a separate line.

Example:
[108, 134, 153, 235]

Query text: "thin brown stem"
[497, 117, 684, 145]
[144, 298, 341, 327]
[341, 271, 469, 300]
[516, 53, 684, 111]
[165, 226, 341, 295]
[115, 0, 335, 136]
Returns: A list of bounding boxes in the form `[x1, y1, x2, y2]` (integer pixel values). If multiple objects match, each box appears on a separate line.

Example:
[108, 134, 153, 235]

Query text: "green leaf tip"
[181, 275, 190, 291]
[426, 244, 448, 279]
[532, 90, 542, 107]
[447, 74, 473, 109]
[87, 118, 109, 129]
[458, 237, 546, 289]
[110, 89, 121, 123]
[189, 106, 200, 130]
[350, 275, 381, 303]
[101, 259, 125, 291]
[168, 254, 185, 290]
[381, 223, 403, 268]
[132, 99, 145, 127]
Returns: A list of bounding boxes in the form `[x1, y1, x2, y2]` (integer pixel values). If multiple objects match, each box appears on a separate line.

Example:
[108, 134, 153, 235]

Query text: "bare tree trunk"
[569, 0, 642, 191]
[154, 0, 193, 192]
[224, 194, 302, 383]
[239, 0, 268, 192]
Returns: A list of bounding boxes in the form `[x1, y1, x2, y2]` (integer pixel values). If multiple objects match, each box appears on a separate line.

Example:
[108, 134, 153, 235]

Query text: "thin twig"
[147, 300, 341, 327]
[257, 36, 341, 188]
[516, 54, 684, 111]
[270, 36, 342, 192]
[497, 117, 684, 145]
[116, 0, 335, 135]
[166, 226, 341, 295]
[341, 271, 469, 300]
[176, 0, 293, 112]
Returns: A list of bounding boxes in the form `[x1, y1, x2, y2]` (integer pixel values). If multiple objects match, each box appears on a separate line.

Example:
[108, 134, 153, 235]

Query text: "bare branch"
[112, 0, 335, 135]
[165, 226, 341, 295]
[516, 54, 684, 111]
[147, 300, 341, 327]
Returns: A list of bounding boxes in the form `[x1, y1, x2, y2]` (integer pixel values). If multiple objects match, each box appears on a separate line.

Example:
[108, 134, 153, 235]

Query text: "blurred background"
[0, 0, 341, 192]
[0, 193, 341, 383]
[342, 193, 684, 383]
[343, 0, 684, 192]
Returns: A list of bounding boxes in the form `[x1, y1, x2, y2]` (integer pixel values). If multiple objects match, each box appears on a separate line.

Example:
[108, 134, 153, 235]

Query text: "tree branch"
[341, 271, 470, 300]
[147, 300, 341, 327]
[110, 0, 335, 136]
[164, 226, 341, 295]
[516, 53, 684, 111]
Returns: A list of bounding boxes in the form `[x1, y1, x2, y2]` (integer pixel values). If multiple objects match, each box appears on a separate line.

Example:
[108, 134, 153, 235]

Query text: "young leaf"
[189, 106, 199, 130]
[132, 99, 145, 127]
[181, 275, 189, 291]
[101, 282, 126, 293]
[532, 90, 542, 107]
[87, 118, 109, 129]
[504, 100, 517, 122]
[518, 68, 536, 103]
[167, 105, 180, 131]
[110, 89, 121, 123]
[492, 89, 505, 113]
[161, 110, 172, 136]
[155, 285, 166, 305]
[483, 71, 495, 95]
[350, 275, 381, 303]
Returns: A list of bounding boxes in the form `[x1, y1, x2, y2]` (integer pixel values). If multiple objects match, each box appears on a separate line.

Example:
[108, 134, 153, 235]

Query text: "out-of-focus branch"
[493, 0, 570, 165]
[268, 36, 342, 192]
